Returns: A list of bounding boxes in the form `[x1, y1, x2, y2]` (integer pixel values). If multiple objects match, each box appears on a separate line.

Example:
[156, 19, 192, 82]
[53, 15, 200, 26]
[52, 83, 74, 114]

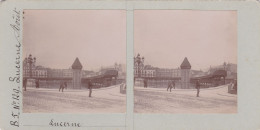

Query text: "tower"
[71, 57, 83, 89]
[180, 57, 191, 89]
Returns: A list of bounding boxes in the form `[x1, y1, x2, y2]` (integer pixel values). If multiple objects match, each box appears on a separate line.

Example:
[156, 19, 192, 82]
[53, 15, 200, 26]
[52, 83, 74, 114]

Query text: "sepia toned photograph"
[134, 10, 237, 113]
[22, 10, 126, 113]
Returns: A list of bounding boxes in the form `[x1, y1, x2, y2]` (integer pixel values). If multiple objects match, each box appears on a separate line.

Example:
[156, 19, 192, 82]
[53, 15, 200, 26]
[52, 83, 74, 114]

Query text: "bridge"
[191, 69, 228, 87]
[25, 69, 120, 89]
[134, 69, 229, 89]
[82, 69, 120, 88]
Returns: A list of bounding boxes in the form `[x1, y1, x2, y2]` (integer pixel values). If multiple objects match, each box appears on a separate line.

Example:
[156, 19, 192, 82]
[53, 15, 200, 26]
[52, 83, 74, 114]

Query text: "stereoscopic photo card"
[0, 0, 260, 130]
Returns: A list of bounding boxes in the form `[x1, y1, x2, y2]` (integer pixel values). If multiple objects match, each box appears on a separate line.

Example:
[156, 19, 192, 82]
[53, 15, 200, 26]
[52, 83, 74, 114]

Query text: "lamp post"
[223, 62, 226, 70]
[134, 54, 144, 78]
[223, 62, 227, 84]
[26, 54, 36, 78]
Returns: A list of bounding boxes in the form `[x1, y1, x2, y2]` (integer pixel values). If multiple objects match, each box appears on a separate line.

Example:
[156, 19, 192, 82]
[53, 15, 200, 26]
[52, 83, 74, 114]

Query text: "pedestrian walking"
[233, 79, 237, 91]
[167, 80, 173, 92]
[143, 79, 148, 88]
[23, 78, 27, 91]
[196, 80, 200, 97]
[59, 81, 65, 92]
[35, 79, 40, 88]
[172, 80, 175, 89]
[88, 80, 93, 97]
[228, 81, 233, 93]
[64, 81, 67, 89]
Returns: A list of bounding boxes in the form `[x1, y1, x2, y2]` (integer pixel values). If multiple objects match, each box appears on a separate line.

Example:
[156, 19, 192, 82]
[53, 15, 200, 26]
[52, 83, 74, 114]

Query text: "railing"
[135, 79, 195, 89]
[134, 79, 226, 89]
[25, 79, 124, 89]
[26, 79, 72, 88]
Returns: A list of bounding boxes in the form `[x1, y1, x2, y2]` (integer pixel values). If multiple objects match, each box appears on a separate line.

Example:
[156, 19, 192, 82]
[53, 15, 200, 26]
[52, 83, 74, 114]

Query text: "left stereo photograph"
[22, 10, 127, 113]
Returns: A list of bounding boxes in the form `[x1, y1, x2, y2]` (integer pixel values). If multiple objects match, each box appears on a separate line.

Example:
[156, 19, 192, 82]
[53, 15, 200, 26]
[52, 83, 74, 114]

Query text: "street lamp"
[223, 62, 227, 71]
[223, 62, 227, 84]
[25, 54, 36, 78]
[134, 54, 144, 78]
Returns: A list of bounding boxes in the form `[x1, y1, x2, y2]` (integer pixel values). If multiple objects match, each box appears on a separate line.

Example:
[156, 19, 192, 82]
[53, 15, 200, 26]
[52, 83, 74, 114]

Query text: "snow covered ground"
[134, 85, 237, 113]
[23, 85, 126, 113]
[23, 84, 236, 114]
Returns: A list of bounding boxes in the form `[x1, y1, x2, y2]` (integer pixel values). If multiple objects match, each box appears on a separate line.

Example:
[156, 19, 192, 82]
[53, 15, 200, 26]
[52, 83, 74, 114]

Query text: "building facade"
[47, 69, 72, 78]
[133, 54, 194, 89]
[155, 68, 181, 78]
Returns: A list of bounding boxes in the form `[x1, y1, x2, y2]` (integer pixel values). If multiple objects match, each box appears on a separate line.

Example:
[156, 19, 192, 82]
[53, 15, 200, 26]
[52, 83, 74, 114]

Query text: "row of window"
[134, 73, 154, 77]
[23, 70, 47, 77]
[134, 70, 155, 74]
[134, 70, 180, 76]
[24, 73, 47, 77]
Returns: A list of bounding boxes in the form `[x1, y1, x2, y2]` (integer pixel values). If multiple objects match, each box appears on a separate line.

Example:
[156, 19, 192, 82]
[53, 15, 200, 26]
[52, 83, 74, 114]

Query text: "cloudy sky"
[23, 10, 126, 70]
[134, 10, 237, 70]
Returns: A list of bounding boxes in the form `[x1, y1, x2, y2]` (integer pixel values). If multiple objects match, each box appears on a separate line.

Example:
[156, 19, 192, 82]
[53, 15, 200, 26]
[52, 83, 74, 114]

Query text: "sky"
[134, 10, 237, 70]
[23, 10, 126, 70]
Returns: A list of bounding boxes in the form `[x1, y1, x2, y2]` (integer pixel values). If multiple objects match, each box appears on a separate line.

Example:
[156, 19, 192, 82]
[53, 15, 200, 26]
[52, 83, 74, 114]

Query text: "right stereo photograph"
[134, 10, 237, 113]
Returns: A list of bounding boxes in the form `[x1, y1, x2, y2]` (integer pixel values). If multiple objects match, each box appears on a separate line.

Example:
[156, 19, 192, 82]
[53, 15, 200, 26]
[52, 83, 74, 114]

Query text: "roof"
[71, 58, 83, 70]
[212, 70, 227, 77]
[191, 69, 227, 80]
[191, 75, 212, 80]
[103, 70, 118, 77]
[144, 65, 157, 70]
[180, 57, 191, 69]
[141, 77, 181, 80]
[81, 70, 118, 82]
[35, 66, 46, 70]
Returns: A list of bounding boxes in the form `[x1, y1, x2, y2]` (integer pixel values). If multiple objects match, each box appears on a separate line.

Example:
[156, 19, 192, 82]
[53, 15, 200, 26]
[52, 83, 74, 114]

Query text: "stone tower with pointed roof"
[72, 57, 83, 89]
[180, 57, 191, 89]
